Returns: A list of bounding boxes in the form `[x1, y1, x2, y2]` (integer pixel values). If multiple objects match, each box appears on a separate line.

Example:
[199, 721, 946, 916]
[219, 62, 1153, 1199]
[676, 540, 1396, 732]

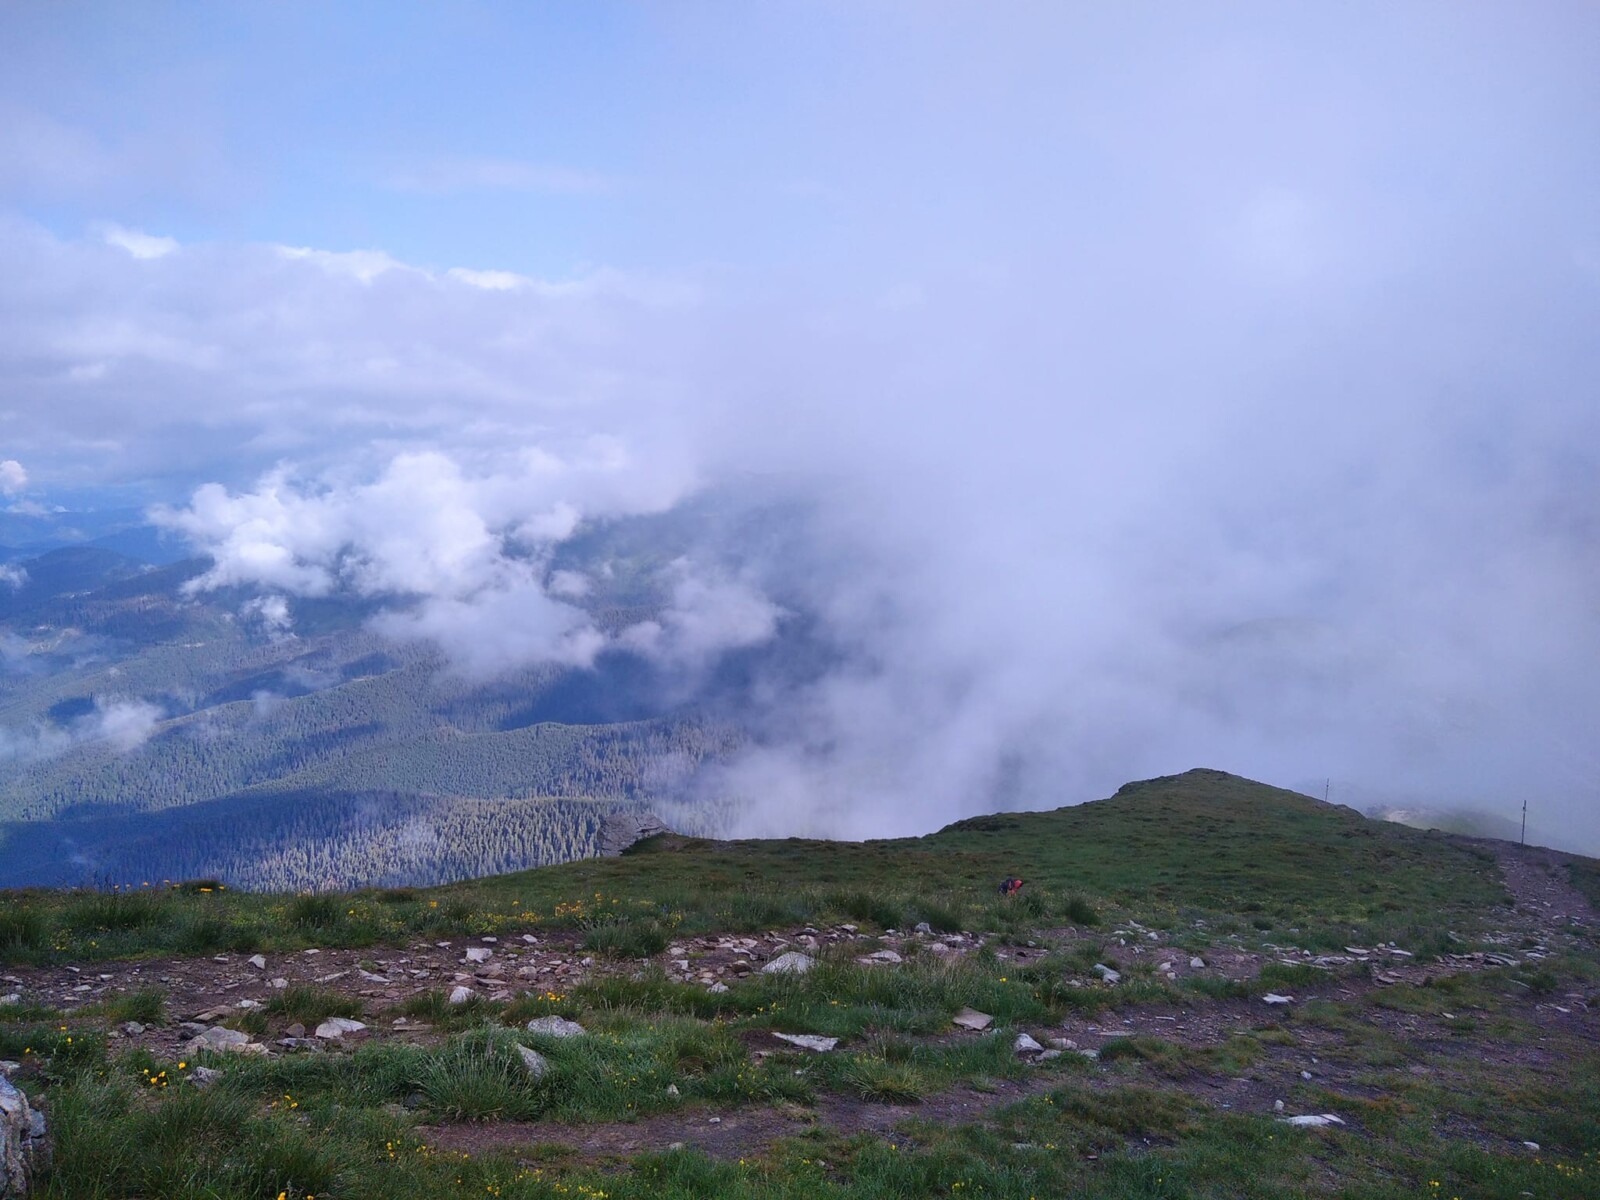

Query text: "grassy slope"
[4, 769, 1595, 1200]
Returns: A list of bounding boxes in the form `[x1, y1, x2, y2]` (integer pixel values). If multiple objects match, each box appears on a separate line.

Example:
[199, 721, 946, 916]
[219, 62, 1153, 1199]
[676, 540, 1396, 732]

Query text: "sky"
[1, 2, 1598, 849]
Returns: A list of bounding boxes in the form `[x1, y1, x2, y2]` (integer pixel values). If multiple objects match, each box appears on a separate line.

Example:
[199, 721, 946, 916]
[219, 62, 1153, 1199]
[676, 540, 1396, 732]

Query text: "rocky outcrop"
[0, 1076, 47, 1198]
[597, 812, 672, 857]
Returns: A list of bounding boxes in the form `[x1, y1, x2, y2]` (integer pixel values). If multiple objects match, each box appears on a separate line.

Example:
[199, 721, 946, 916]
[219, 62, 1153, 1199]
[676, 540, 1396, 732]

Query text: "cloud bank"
[1, 8, 1597, 849]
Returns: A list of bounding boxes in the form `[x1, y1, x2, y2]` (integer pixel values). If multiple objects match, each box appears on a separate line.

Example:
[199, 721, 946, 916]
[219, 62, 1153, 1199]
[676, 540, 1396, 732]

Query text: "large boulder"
[597, 811, 672, 857]
[0, 1076, 47, 1197]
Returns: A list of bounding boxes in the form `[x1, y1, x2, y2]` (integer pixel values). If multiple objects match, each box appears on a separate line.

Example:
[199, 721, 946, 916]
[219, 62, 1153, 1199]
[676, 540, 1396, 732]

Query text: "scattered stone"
[314, 1017, 368, 1040]
[286, 1023, 306, 1039]
[1273, 1100, 1285, 1112]
[447, 986, 474, 1005]
[1190, 957, 1205, 969]
[707, 1116, 721, 1125]
[914, 922, 933, 934]
[1301, 1070, 1313, 1080]
[515, 1045, 549, 1081]
[1014, 1033, 1043, 1054]
[464, 948, 493, 964]
[666, 1084, 680, 1098]
[235, 999, 262, 1009]
[194, 1026, 253, 1050]
[1077, 1049, 1100, 1060]
[866, 950, 903, 964]
[1279, 1114, 1345, 1128]
[1092, 964, 1122, 984]
[707, 982, 730, 994]
[188, 1065, 224, 1089]
[121, 1022, 145, 1036]
[247, 955, 267, 970]
[0, 997, 19, 1007]
[269, 978, 288, 990]
[773, 1032, 839, 1052]
[1037, 1049, 1062, 1061]
[952, 1008, 994, 1031]
[525, 1016, 586, 1038]
[1261, 993, 1294, 1005]
[1523, 1141, 1541, 1151]
[761, 951, 815, 976]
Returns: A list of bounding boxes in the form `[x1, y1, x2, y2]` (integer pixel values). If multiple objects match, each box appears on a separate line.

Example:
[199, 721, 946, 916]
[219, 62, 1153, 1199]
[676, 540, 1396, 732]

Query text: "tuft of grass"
[582, 916, 671, 959]
[63, 892, 165, 934]
[286, 893, 343, 931]
[266, 985, 363, 1025]
[415, 1029, 548, 1121]
[840, 1057, 930, 1103]
[95, 986, 168, 1026]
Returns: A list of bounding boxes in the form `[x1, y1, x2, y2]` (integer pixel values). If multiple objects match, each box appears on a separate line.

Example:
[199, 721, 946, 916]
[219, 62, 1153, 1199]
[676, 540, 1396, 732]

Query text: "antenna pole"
[1520, 798, 1527, 846]
[1324, 778, 1330, 804]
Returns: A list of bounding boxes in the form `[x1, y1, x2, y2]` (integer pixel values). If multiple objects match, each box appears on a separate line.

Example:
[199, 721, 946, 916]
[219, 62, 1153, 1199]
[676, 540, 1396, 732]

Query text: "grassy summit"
[2, 769, 1595, 1200]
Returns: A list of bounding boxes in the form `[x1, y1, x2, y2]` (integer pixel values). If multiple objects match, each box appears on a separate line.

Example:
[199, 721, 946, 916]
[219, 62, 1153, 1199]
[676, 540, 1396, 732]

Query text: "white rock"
[0, 996, 18, 1007]
[1274, 1100, 1284, 1112]
[315, 1017, 368, 1039]
[188, 1065, 224, 1088]
[952, 1008, 994, 1031]
[1190, 957, 1205, 969]
[1014, 1033, 1043, 1054]
[761, 951, 815, 975]
[914, 922, 933, 934]
[236, 999, 262, 1009]
[1261, 993, 1294, 1005]
[1523, 1141, 1540, 1151]
[1279, 1114, 1345, 1128]
[707, 982, 729, 994]
[269, 978, 288, 989]
[1077, 1048, 1100, 1060]
[447, 986, 474, 1005]
[464, 948, 493, 964]
[1092, 964, 1121, 984]
[666, 1083, 680, 1097]
[247, 954, 267, 969]
[773, 1032, 838, 1052]
[525, 1015, 586, 1038]
[515, 1044, 549, 1080]
[866, 950, 903, 964]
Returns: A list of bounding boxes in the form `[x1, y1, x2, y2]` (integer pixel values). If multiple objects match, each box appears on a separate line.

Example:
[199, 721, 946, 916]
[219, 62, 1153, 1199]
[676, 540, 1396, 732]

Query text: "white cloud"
[99, 223, 178, 260]
[0, 459, 25, 494]
[0, 697, 163, 762]
[0, 563, 26, 589]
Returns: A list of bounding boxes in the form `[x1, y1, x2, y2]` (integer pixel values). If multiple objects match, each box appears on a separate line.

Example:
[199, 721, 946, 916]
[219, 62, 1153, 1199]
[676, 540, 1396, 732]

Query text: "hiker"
[997, 877, 1024, 897]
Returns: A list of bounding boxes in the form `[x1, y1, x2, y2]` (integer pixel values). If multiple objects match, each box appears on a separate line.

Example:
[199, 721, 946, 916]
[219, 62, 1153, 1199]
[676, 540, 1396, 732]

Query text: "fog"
[1, 5, 1596, 850]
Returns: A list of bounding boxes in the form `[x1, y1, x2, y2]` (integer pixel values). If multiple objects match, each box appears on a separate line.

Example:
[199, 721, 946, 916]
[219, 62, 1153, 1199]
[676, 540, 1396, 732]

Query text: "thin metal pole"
[1521, 798, 1527, 846]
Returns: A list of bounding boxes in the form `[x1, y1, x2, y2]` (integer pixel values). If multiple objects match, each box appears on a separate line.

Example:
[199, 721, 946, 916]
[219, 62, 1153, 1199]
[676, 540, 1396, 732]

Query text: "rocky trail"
[3, 840, 1596, 1168]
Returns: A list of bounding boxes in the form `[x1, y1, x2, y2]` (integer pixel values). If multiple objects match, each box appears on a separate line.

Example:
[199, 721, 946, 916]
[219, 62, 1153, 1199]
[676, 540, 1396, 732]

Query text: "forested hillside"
[0, 511, 786, 889]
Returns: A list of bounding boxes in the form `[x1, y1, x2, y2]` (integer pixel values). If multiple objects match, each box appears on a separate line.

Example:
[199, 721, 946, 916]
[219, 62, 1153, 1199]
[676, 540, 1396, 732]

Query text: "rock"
[285, 1023, 306, 1039]
[914, 922, 933, 934]
[1014, 1033, 1043, 1054]
[269, 978, 288, 990]
[464, 948, 493, 964]
[772, 1033, 838, 1052]
[952, 1008, 994, 1031]
[525, 1016, 586, 1038]
[1092, 964, 1121, 984]
[761, 951, 815, 976]
[866, 950, 903, 964]
[0, 1076, 47, 1194]
[1190, 957, 1205, 969]
[121, 1022, 146, 1036]
[314, 1017, 368, 1039]
[235, 999, 262, 1010]
[188, 1065, 224, 1089]
[1037, 1049, 1062, 1061]
[1301, 1070, 1313, 1080]
[1077, 1049, 1100, 1060]
[247, 955, 267, 969]
[1048, 1037, 1077, 1050]
[447, 986, 474, 1005]
[1274, 1100, 1284, 1112]
[1261, 993, 1294, 1005]
[514, 1045, 549, 1081]
[1523, 1141, 1541, 1151]
[707, 982, 729, 994]
[597, 811, 672, 856]
[1279, 1114, 1345, 1128]
[198, 1026, 253, 1050]
[0, 997, 18, 1008]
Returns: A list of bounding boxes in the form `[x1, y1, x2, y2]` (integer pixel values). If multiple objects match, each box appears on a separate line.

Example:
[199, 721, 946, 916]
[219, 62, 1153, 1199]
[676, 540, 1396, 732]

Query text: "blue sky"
[1, 3, 1598, 842]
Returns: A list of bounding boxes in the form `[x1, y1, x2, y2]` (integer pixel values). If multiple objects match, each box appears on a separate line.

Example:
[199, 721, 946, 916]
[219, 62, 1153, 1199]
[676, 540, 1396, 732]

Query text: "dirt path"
[1470, 838, 1597, 933]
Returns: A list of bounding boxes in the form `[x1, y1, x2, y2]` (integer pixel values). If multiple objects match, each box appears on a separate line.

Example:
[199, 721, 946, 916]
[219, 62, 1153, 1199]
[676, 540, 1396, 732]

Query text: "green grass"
[4, 768, 1600, 1198]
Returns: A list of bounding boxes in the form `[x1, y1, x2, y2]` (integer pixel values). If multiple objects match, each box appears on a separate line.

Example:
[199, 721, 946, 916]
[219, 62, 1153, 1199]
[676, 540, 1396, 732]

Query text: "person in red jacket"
[998, 877, 1024, 897]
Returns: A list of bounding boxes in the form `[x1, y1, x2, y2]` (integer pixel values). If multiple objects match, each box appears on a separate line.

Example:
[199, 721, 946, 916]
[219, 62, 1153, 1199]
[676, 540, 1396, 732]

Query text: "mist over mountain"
[1, 4, 1597, 872]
